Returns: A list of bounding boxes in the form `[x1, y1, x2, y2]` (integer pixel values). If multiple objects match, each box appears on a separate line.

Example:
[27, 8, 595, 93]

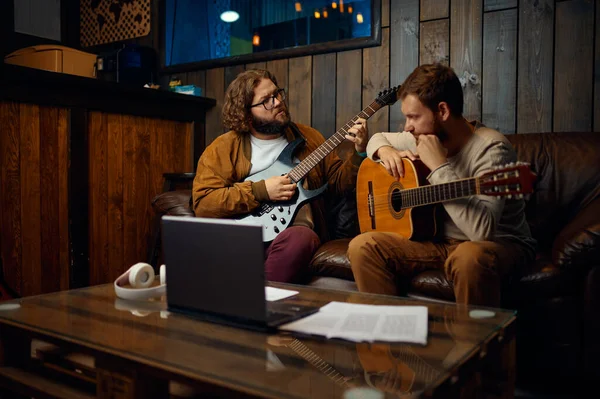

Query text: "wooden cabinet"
[0, 64, 215, 296]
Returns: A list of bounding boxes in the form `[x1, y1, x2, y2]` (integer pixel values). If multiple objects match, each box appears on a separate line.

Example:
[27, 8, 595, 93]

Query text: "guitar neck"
[401, 176, 479, 209]
[287, 339, 351, 387]
[288, 100, 383, 183]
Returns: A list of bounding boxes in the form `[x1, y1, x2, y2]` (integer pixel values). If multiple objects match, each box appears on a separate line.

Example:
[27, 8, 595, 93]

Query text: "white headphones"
[114, 262, 166, 301]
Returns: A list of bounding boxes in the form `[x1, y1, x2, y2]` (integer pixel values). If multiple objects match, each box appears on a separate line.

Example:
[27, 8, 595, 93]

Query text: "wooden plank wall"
[0, 102, 69, 297]
[88, 112, 193, 285]
[164, 0, 599, 140]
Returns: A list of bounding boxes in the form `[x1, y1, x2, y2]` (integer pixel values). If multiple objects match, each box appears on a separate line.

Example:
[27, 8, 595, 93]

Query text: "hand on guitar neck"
[265, 174, 297, 202]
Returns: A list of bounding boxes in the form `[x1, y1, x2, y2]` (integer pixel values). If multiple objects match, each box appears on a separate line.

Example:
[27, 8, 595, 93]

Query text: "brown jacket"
[192, 122, 364, 241]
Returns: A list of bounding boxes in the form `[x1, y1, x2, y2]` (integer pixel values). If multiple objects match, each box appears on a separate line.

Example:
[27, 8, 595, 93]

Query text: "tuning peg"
[507, 194, 513, 199]
[517, 194, 524, 199]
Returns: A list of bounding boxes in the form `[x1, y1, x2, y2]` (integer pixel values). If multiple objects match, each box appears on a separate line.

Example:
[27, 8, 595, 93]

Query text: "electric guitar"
[356, 158, 536, 239]
[239, 87, 400, 243]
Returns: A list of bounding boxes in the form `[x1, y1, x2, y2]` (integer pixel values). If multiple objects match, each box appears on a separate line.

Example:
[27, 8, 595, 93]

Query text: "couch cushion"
[405, 255, 580, 304]
[408, 270, 455, 301]
[552, 197, 600, 273]
[507, 132, 600, 251]
[151, 190, 194, 216]
[309, 238, 354, 280]
[308, 276, 358, 291]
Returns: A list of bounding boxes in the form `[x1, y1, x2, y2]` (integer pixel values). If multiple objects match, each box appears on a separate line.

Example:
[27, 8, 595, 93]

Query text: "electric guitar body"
[238, 138, 327, 243]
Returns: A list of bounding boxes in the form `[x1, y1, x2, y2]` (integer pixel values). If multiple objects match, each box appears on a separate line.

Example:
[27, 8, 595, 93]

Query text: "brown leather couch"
[152, 131, 600, 391]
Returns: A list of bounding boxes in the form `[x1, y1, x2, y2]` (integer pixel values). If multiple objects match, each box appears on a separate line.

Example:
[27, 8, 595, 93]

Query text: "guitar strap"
[287, 121, 306, 143]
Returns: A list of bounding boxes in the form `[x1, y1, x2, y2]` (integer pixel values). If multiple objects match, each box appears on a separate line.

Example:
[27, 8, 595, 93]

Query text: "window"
[163, 0, 379, 70]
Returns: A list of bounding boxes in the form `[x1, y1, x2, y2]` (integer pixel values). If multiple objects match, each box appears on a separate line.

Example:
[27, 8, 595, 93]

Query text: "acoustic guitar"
[238, 87, 400, 243]
[356, 158, 536, 239]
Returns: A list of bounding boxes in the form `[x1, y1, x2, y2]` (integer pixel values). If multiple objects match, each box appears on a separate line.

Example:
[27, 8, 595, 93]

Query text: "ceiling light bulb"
[220, 11, 239, 23]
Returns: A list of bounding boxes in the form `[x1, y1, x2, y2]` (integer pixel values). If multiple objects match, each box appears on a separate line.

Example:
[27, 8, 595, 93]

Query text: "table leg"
[96, 356, 168, 399]
[483, 331, 516, 399]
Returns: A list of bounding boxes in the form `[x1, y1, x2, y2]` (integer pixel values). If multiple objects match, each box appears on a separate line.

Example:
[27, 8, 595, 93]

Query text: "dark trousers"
[265, 226, 320, 283]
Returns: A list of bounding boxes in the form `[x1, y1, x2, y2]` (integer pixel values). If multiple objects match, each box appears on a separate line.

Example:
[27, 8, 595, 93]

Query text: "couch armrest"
[151, 189, 194, 217]
[552, 197, 600, 272]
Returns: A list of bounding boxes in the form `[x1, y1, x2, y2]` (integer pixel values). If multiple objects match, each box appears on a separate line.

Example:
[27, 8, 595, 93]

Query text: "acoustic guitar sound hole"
[387, 182, 405, 220]
[391, 187, 403, 212]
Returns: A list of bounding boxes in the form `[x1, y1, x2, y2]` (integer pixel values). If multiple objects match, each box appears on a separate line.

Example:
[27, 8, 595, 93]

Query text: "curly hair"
[398, 63, 463, 117]
[222, 69, 279, 132]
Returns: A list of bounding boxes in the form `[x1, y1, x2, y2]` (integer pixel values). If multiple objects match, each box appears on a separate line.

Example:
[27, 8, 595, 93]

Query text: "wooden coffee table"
[0, 283, 515, 398]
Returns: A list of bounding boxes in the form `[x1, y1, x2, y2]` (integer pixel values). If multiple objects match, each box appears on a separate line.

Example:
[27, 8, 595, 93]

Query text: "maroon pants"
[265, 226, 320, 283]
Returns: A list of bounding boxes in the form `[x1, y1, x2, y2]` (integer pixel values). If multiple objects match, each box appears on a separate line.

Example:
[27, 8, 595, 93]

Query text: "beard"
[432, 116, 449, 142]
[251, 108, 291, 135]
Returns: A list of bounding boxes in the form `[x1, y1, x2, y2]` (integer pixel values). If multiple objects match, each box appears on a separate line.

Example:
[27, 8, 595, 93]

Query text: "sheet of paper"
[279, 301, 428, 344]
[265, 286, 299, 302]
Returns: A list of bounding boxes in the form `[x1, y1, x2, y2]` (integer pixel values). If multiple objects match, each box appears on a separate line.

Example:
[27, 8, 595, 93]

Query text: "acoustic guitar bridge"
[368, 181, 376, 229]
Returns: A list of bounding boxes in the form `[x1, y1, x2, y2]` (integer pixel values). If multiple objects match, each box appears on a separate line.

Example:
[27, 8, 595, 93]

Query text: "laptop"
[161, 215, 319, 331]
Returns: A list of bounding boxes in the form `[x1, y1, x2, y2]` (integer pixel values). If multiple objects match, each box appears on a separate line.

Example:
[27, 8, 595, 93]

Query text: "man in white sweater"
[347, 64, 535, 306]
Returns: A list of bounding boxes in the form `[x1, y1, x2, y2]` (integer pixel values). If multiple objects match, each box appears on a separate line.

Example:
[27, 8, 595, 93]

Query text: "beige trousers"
[347, 232, 531, 307]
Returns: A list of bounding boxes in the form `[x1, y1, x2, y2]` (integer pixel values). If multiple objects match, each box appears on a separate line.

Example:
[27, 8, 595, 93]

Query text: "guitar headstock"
[376, 86, 400, 106]
[479, 162, 536, 199]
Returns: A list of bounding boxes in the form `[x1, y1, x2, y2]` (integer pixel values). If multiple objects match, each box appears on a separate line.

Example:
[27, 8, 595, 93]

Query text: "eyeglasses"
[250, 88, 286, 110]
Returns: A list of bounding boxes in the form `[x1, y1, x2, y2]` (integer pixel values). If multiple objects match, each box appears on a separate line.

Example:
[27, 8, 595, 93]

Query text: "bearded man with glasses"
[192, 69, 369, 283]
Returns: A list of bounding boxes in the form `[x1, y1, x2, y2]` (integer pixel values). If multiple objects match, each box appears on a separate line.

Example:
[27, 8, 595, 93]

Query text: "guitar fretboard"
[398, 177, 479, 209]
[288, 101, 383, 183]
[287, 339, 350, 387]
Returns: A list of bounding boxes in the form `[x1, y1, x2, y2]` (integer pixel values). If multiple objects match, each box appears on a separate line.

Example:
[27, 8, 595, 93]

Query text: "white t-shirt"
[249, 135, 288, 175]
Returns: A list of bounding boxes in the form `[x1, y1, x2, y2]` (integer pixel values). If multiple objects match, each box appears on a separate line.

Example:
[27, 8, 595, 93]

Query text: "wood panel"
[484, 0, 517, 12]
[205, 68, 225, 143]
[267, 59, 288, 92]
[312, 53, 337, 137]
[483, 9, 517, 134]
[381, 0, 390, 27]
[245, 62, 267, 70]
[288, 56, 312, 126]
[224, 65, 245, 92]
[420, 19, 449, 66]
[107, 114, 123, 290]
[517, 0, 553, 133]
[89, 112, 108, 285]
[0, 102, 69, 297]
[390, 0, 419, 131]
[451, 0, 483, 121]
[19, 104, 41, 296]
[362, 27, 390, 135]
[596, 0, 600, 131]
[553, 0, 594, 132]
[88, 112, 193, 285]
[122, 115, 138, 286]
[336, 49, 362, 131]
[0, 102, 21, 295]
[39, 107, 67, 294]
[421, 0, 449, 21]
[57, 109, 69, 291]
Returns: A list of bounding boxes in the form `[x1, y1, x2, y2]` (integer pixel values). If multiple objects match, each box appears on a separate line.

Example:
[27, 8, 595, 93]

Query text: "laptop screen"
[161, 216, 268, 322]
